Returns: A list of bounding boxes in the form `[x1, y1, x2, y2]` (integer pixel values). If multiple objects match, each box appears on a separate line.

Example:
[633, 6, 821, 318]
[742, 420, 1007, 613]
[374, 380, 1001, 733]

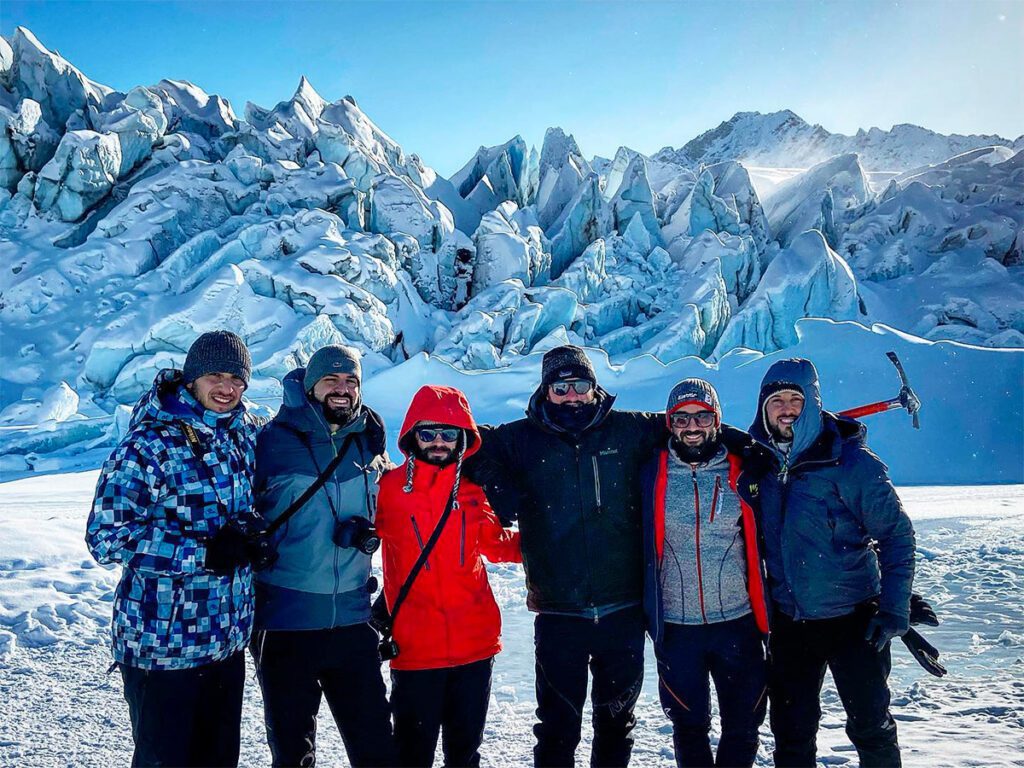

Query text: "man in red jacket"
[376, 385, 521, 768]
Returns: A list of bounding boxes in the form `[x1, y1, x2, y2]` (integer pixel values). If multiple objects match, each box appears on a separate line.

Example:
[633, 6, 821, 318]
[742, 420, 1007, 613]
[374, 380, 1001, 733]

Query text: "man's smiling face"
[313, 373, 360, 424]
[766, 390, 805, 441]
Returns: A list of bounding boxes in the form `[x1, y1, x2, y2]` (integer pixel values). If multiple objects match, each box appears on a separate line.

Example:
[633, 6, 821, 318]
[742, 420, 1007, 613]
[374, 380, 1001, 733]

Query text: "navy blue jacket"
[253, 368, 389, 630]
[748, 359, 915, 625]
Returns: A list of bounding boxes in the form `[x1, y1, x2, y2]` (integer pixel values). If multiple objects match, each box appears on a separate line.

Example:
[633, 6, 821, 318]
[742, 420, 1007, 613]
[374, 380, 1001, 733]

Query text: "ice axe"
[839, 351, 921, 429]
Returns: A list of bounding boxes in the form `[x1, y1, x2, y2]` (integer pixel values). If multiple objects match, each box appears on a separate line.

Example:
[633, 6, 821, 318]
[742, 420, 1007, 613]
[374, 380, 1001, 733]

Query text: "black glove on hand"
[909, 593, 939, 626]
[901, 628, 948, 677]
[205, 524, 252, 575]
[865, 611, 908, 652]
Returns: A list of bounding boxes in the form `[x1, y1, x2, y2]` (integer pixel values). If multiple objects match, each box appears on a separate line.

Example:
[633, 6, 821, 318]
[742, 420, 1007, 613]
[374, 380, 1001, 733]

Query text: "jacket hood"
[398, 385, 481, 458]
[749, 358, 824, 462]
[526, 383, 615, 435]
[130, 368, 247, 432]
[274, 367, 386, 453]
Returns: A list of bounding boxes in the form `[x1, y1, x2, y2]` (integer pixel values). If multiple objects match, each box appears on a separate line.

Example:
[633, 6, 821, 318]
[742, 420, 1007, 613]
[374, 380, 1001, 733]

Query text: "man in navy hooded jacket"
[747, 358, 915, 768]
[252, 345, 396, 767]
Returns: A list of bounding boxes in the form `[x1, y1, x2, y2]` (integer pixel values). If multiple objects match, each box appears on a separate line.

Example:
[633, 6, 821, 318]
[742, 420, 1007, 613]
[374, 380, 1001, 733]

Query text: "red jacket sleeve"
[478, 499, 521, 564]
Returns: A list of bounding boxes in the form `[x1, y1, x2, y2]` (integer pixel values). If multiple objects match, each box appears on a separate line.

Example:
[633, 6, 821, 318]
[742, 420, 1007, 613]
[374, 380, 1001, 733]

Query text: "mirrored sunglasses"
[415, 427, 460, 443]
[550, 380, 594, 396]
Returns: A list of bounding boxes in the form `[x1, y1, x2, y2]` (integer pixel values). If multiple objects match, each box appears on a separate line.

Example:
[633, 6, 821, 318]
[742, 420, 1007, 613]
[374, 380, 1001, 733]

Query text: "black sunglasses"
[670, 411, 716, 428]
[550, 380, 593, 396]
[415, 427, 460, 444]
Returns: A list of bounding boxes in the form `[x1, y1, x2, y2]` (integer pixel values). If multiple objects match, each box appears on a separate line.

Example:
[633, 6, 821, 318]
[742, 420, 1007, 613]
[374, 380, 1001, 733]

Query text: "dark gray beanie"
[541, 345, 597, 388]
[666, 378, 721, 421]
[304, 344, 362, 392]
[182, 330, 251, 385]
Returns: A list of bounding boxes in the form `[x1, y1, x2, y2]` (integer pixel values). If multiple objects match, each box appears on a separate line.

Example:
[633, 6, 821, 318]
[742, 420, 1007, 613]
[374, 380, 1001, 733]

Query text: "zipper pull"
[593, 606, 599, 625]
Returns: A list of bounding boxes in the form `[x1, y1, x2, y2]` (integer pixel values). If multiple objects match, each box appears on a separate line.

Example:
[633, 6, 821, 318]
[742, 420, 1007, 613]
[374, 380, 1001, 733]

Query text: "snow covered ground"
[1, 471, 1021, 767]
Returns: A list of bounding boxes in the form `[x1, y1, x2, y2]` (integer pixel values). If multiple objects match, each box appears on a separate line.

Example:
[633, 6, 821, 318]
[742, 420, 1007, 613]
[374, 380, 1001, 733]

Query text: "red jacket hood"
[398, 385, 481, 458]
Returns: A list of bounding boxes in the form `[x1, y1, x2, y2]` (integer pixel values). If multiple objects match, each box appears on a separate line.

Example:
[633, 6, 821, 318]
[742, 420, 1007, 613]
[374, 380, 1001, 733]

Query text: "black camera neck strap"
[262, 430, 357, 537]
[387, 480, 459, 631]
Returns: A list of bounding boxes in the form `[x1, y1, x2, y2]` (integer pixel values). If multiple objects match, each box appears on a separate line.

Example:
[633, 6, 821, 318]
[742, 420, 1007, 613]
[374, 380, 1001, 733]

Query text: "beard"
[768, 422, 794, 442]
[414, 443, 459, 467]
[320, 392, 359, 426]
[671, 430, 721, 463]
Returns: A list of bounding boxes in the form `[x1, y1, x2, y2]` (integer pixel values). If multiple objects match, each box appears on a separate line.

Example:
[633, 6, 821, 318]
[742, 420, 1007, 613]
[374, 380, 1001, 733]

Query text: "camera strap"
[384, 479, 459, 633]
[262, 431, 357, 537]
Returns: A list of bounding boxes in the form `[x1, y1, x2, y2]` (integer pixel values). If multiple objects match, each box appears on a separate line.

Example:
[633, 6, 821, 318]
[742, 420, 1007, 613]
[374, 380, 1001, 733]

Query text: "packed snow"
[1, 471, 1021, 767]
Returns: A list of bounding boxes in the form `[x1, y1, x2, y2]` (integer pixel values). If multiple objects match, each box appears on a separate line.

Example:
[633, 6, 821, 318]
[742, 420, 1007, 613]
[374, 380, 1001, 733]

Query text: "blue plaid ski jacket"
[86, 369, 260, 670]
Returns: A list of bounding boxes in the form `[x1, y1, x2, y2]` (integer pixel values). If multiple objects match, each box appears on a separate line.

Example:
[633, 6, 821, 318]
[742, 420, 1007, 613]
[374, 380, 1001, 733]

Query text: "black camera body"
[247, 532, 279, 572]
[333, 516, 381, 555]
[378, 636, 400, 662]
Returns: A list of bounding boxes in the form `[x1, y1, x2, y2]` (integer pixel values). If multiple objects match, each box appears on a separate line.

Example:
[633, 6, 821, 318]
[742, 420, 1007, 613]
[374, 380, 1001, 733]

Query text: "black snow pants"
[120, 651, 245, 767]
[390, 656, 495, 768]
[768, 605, 901, 768]
[251, 623, 397, 767]
[656, 613, 767, 767]
[533, 605, 646, 768]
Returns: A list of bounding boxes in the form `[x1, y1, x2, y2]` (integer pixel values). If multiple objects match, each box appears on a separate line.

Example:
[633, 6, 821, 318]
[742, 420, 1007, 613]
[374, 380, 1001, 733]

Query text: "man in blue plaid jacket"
[86, 330, 263, 768]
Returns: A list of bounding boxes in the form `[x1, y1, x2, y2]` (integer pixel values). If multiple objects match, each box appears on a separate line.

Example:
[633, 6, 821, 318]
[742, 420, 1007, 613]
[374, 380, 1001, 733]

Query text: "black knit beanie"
[182, 330, 252, 386]
[541, 345, 597, 388]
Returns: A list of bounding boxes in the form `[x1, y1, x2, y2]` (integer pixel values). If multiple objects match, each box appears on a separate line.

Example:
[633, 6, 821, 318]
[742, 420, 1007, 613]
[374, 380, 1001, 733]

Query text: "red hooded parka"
[376, 385, 521, 671]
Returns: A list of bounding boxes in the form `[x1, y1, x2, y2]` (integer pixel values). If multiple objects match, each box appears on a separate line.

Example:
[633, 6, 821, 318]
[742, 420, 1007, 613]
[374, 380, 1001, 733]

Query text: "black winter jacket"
[469, 386, 666, 615]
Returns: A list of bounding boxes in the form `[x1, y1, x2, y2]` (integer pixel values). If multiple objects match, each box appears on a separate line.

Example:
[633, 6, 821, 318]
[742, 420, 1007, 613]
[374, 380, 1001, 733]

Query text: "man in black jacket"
[469, 345, 666, 768]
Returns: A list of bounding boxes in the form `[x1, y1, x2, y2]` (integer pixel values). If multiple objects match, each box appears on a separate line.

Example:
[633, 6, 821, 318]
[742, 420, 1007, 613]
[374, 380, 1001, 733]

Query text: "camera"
[247, 531, 279, 571]
[378, 636, 400, 662]
[333, 516, 381, 555]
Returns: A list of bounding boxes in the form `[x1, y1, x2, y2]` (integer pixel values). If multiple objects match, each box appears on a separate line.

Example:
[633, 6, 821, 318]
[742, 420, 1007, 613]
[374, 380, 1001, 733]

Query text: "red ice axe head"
[838, 351, 922, 429]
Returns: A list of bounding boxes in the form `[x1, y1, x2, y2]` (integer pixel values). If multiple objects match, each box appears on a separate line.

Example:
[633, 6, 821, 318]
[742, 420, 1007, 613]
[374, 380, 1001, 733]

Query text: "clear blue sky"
[2, 0, 1021, 176]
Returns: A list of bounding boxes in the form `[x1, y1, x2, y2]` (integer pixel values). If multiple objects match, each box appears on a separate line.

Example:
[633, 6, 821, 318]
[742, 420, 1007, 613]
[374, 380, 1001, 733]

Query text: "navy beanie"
[182, 331, 251, 386]
[304, 345, 362, 392]
[666, 378, 722, 422]
[541, 345, 597, 388]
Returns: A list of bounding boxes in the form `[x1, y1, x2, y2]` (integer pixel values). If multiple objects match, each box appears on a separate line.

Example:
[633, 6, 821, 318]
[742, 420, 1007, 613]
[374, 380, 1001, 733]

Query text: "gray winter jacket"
[748, 358, 916, 626]
[253, 368, 389, 630]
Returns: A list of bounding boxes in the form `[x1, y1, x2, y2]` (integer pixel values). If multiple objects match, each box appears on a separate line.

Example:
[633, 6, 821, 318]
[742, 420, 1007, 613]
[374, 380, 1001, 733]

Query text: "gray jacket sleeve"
[843, 445, 916, 626]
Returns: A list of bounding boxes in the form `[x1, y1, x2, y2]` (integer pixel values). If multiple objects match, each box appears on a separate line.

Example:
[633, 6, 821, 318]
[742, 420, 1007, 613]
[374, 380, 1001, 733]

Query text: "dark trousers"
[120, 651, 244, 768]
[768, 607, 901, 768]
[656, 614, 767, 768]
[533, 605, 646, 768]
[390, 657, 494, 768]
[252, 624, 397, 767]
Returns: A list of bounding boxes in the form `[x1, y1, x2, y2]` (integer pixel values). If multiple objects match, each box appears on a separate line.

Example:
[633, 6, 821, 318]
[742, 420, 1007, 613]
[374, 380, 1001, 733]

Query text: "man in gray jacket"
[253, 345, 396, 767]
[748, 358, 915, 768]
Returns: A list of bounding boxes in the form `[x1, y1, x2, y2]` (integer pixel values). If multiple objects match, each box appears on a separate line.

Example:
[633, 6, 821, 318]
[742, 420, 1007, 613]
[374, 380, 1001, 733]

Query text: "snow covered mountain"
[0, 27, 1021, 473]
[653, 109, 1023, 173]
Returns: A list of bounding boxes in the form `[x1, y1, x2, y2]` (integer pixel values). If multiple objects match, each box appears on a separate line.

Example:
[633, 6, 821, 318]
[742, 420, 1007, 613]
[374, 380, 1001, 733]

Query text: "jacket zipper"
[691, 465, 708, 624]
[591, 455, 603, 514]
[574, 444, 596, 621]
[410, 516, 431, 571]
[710, 475, 721, 523]
[459, 508, 466, 567]
[777, 454, 836, 620]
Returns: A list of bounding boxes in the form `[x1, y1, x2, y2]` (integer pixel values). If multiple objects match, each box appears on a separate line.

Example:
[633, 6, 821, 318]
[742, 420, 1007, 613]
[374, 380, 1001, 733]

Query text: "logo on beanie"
[558, 369, 574, 379]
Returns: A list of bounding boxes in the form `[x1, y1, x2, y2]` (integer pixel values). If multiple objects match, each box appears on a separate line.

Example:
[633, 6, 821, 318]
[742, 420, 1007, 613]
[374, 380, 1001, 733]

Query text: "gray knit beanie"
[541, 345, 597, 388]
[666, 378, 721, 421]
[304, 344, 362, 392]
[182, 330, 251, 386]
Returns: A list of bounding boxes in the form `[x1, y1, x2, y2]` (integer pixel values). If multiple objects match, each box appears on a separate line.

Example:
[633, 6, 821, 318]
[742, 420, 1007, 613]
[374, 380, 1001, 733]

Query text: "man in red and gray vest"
[640, 379, 769, 767]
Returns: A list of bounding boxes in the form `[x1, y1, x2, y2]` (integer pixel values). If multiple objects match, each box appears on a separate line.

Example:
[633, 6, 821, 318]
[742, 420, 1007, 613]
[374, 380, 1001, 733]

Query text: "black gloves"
[865, 611, 908, 651]
[901, 629, 947, 677]
[205, 525, 278, 575]
[910, 593, 939, 626]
